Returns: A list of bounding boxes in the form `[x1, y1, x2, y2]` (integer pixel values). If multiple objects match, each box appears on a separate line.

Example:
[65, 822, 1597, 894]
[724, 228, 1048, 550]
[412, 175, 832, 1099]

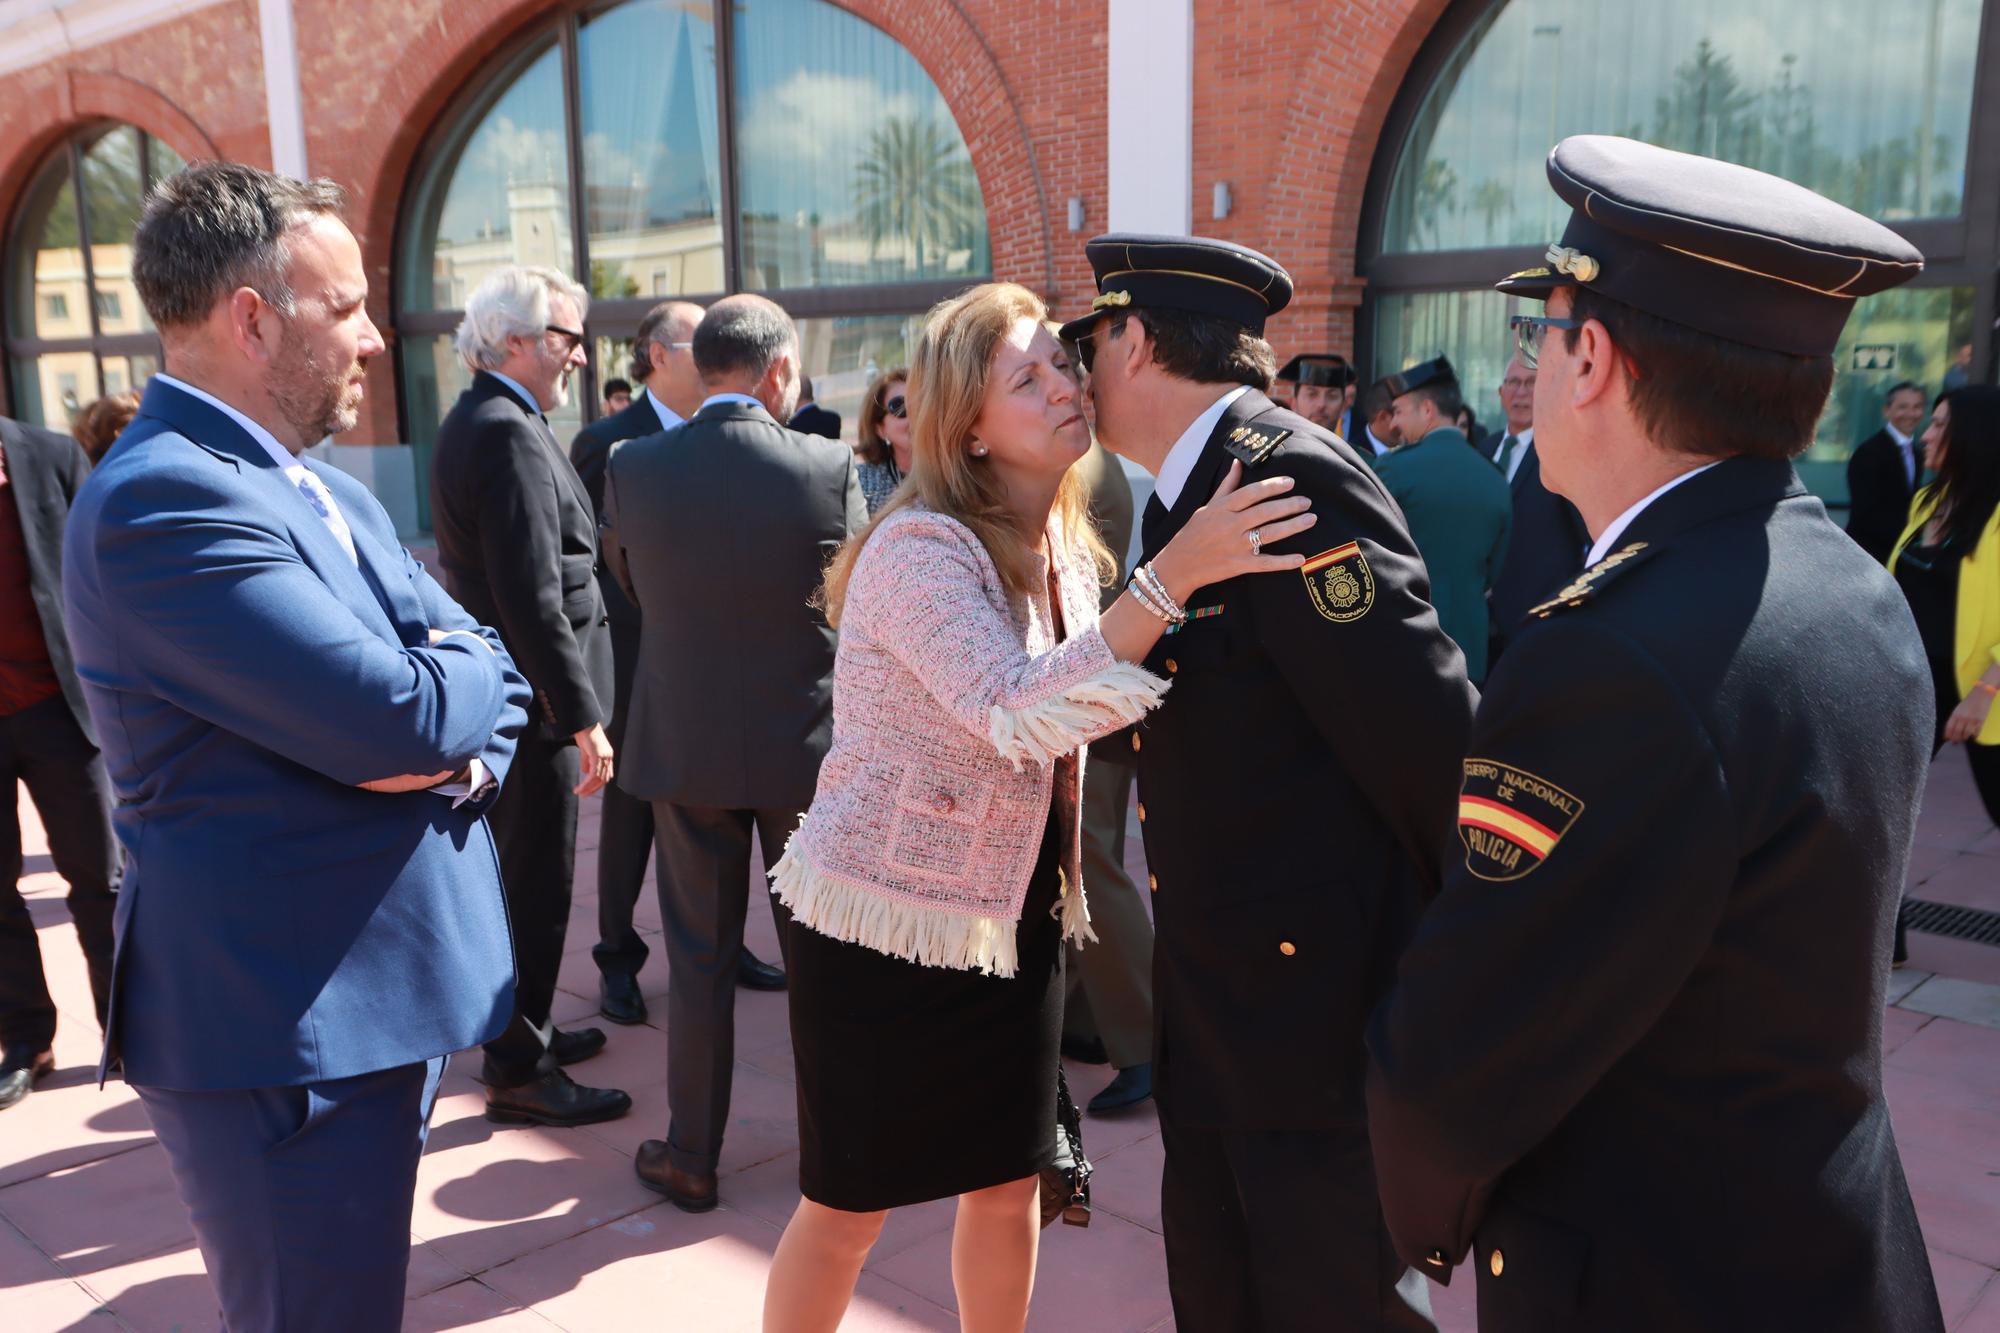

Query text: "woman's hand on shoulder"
[1151, 461, 1315, 603]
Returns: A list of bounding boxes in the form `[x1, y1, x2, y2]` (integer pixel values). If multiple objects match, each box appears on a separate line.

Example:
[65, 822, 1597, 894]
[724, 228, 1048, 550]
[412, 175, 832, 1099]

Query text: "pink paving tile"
[1885, 1068, 2000, 1170]
[410, 1236, 474, 1298]
[475, 1197, 785, 1332]
[840, 1272, 961, 1331]
[0, 1211, 69, 1287]
[2, 1268, 107, 1330]
[739, 1034, 798, 1084]
[1910, 839, 1966, 888]
[1901, 1143, 2000, 1268]
[722, 1150, 959, 1268]
[1884, 1004, 1937, 1057]
[410, 1089, 657, 1277]
[1932, 1249, 1997, 1329]
[1964, 1274, 2000, 1333]
[0, 1141, 194, 1277]
[1906, 932, 2000, 988]
[1889, 1017, 2000, 1098]
[1089, 1130, 1165, 1233]
[403, 1277, 560, 1332]
[1917, 851, 2000, 913]
[71, 1242, 219, 1333]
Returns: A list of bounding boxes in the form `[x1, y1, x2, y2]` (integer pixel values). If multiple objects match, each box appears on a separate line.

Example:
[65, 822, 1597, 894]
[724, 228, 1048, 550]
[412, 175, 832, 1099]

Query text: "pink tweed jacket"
[769, 506, 1168, 975]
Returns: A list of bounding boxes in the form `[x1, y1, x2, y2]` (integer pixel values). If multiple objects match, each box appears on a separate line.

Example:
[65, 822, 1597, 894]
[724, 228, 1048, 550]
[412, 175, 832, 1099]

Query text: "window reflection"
[405, 39, 575, 312]
[1383, 0, 1983, 254]
[82, 126, 151, 335]
[578, 0, 724, 300]
[792, 313, 925, 443]
[734, 0, 989, 288]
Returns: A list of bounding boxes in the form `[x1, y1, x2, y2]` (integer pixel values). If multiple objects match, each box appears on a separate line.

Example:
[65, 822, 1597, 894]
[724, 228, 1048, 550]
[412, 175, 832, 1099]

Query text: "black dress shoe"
[600, 972, 647, 1025]
[1060, 1034, 1110, 1066]
[549, 1027, 607, 1066]
[1087, 1063, 1153, 1115]
[736, 948, 787, 991]
[484, 1068, 632, 1127]
[0, 1050, 54, 1111]
[634, 1139, 718, 1212]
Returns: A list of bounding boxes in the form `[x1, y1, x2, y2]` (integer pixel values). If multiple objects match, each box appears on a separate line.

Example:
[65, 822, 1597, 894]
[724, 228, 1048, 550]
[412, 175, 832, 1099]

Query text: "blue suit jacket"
[62, 379, 529, 1091]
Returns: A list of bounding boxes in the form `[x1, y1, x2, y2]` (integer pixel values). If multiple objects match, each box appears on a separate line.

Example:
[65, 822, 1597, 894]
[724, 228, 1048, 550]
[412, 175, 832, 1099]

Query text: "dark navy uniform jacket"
[1134, 387, 1476, 1131]
[1366, 457, 1945, 1333]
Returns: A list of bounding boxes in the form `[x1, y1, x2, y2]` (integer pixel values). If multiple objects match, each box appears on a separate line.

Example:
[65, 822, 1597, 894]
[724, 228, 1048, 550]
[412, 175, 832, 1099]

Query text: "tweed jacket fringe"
[769, 506, 1168, 975]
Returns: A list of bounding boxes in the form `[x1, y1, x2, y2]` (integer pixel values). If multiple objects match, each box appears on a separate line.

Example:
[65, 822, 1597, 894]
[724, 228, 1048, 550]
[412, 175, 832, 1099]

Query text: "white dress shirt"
[700, 391, 766, 413]
[1584, 462, 1723, 566]
[1885, 421, 1917, 489]
[1492, 426, 1535, 484]
[645, 386, 686, 432]
[1364, 426, 1394, 458]
[1154, 385, 1252, 508]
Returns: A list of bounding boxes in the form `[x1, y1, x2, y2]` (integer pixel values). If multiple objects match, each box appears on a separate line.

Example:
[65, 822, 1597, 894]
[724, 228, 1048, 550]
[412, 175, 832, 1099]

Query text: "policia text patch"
[1457, 759, 1584, 880]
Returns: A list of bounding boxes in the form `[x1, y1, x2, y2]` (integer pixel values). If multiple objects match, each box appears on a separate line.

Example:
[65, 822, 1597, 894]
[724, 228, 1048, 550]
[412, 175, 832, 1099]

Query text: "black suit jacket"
[1488, 444, 1588, 662]
[1846, 427, 1920, 563]
[1133, 389, 1476, 1130]
[0, 417, 96, 742]
[789, 402, 841, 441]
[1368, 458, 1942, 1333]
[428, 372, 611, 739]
[602, 399, 865, 809]
[568, 393, 668, 746]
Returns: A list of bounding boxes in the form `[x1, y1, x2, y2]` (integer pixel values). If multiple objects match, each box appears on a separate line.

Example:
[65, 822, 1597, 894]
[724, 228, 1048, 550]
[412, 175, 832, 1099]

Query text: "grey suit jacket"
[0, 416, 97, 743]
[601, 399, 865, 809]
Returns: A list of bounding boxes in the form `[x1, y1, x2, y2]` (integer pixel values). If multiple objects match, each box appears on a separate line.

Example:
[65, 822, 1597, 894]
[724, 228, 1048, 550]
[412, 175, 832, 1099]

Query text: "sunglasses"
[544, 324, 585, 356]
[1071, 322, 1119, 374]
[1509, 314, 1584, 370]
[883, 394, 907, 419]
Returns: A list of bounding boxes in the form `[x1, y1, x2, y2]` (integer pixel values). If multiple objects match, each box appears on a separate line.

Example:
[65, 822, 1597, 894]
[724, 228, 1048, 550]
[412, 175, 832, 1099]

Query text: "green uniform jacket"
[1373, 427, 1512, 681]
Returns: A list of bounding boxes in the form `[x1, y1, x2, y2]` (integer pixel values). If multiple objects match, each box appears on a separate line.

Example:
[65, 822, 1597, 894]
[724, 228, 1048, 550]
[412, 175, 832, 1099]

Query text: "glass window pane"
[9, 353, 100, 433]
[403, 333, 583, 528]
[792, 312, 926, 443]
[82, 126, 151, 334]
[734, 0, 991, 289]
[147, 136, 187, 190]
[578, 0, 724, 301]
[1371, 289, 1523, 442]
[400, 36, 575, 313]
[1382, 0, 1984, 254]
[591, 334, 638, 417]
[99, 353, 159, 402]
[7, 153, 87, 341]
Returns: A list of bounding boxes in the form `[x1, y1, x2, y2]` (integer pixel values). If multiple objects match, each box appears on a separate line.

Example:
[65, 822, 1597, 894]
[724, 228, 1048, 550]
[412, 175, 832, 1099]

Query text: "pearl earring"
[971, 444, 989, 457]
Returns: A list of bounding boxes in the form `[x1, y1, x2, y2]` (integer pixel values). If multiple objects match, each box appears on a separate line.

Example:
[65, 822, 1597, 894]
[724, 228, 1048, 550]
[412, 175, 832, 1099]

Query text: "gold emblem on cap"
[1091, 290, 1133, 312]
[1545, 244, 1600, 283]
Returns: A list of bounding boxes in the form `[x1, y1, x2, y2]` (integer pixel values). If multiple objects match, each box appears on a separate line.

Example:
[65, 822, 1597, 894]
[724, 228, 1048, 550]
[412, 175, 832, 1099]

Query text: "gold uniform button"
[1130, 733, 1142, 753]
[1424, 1250, 1448, 1269]
[1278, 941, 1297, 956]
[1147, 874, 1158, 893]
[1137, 803, 1147, 823]
[1489, 1249, 1505, 1278]
[1164, 658, 1178, 674]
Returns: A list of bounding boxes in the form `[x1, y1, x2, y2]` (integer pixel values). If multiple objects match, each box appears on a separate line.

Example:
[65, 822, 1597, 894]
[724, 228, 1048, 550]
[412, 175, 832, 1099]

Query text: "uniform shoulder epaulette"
[1220, 416, 1293, 467]
[1525, 540, 1660, 619]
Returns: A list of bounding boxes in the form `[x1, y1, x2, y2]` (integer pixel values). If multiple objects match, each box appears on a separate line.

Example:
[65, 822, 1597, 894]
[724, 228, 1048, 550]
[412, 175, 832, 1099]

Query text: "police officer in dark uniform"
[1062, 235, 1475, 1332]
[1365, 136, 1946, 1333]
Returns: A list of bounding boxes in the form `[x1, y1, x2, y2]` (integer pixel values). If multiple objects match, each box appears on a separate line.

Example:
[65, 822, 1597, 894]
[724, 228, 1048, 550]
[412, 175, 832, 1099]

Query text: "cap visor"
[1494, 269, 1561, 298]
[1056, 313, 1102, 343]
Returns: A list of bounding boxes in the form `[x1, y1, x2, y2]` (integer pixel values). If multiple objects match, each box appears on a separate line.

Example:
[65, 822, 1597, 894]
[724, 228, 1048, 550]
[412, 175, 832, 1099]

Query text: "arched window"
[1360, 0, 1997, 488]
[397, 0, 990, 521]
[4, 125, 186, 431]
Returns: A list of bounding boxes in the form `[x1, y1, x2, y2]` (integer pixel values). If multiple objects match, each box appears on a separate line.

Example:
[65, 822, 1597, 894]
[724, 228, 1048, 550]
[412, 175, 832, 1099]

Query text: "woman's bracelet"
[1975, 681, 1999, 698]
[1134, 562, 1188, 623]
[1127, 578, 1179, 626]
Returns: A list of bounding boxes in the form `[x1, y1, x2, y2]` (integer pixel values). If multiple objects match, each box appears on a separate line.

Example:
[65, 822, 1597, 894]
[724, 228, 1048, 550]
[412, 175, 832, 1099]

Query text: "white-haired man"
[429, 265, 631, 1128]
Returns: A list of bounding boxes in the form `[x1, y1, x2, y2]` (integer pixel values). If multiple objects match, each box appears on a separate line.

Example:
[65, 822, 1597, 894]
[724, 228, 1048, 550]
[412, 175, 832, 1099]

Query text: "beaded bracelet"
[1128, 578, 1179, 625]
[1134, 561, 1188, 623]
[1976, 681, 1999, 697]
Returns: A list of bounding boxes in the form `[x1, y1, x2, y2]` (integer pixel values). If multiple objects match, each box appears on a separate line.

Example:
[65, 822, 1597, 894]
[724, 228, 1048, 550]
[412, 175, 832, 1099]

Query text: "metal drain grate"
[1904, 898, 2000, 947]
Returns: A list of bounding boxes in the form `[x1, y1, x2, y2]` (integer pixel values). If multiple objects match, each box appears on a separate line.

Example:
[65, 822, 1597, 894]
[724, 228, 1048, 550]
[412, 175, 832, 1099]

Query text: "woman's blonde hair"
[822, 283, 1114, 628]
[854, 366, 909, 466]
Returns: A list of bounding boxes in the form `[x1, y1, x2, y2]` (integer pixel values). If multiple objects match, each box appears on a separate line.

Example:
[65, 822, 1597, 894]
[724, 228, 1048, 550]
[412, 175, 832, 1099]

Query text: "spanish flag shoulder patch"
[1458, 758, 1585, 881]
[1301, 541, 1374, 622]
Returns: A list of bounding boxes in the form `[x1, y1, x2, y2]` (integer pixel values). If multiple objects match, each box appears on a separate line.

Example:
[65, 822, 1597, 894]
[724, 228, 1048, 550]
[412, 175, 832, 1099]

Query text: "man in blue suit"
[61, 162, 529, 1330]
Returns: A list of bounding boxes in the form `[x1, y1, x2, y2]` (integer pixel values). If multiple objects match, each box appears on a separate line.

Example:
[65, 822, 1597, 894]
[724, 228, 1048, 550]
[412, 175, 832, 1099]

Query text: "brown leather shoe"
[634, 1139, 717, 1212]
[484, 1068, 631, 1127]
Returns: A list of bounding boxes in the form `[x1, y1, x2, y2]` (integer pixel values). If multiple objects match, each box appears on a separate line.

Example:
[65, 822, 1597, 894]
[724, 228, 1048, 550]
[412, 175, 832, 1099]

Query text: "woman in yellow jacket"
[1888, 383, 2000, 820]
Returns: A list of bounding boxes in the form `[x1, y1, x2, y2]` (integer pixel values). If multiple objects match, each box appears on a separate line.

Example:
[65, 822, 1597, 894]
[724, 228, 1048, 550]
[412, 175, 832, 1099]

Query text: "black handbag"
[1039, 1067, 1093, 1228]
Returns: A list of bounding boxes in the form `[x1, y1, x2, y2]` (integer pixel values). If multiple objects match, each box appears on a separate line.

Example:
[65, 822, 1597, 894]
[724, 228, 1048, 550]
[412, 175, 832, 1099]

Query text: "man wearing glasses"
[430, 265, 633, 1130]
[1366, 137, 1944, 1332]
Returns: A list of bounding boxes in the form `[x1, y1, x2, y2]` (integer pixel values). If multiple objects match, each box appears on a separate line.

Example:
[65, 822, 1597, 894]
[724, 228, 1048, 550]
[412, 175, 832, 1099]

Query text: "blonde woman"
[761, 282, 1317, 1332]
[853, 366, 912, 515]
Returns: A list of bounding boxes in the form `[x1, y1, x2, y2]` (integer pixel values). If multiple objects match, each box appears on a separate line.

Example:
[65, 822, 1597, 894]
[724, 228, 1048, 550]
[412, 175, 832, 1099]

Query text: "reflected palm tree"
[853, 115, 979, 276]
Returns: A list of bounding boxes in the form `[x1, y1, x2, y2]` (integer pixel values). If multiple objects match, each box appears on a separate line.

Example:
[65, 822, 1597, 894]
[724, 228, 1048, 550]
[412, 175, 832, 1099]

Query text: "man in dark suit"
[1485, 352, 1588, 663]
[1066, 234, 1472, 1332]
[1367, 135, 1943, 1333]
[64, 161, 530, 1328]
[788, 376, 842, 439]
[1846, 379, 1928, 562]
[602, 295, 864, 1211]
[430, 265, 630, 1128]
[1356, 382, 1401, 461]
[0, 415, 119, 1110]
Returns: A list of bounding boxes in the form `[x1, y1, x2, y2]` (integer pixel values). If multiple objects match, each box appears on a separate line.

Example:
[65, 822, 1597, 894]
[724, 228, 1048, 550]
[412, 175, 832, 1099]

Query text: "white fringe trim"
[1053, 867, 1098, 947]
[987, 661, 1170, 771]
[771, 840, 1023, 976]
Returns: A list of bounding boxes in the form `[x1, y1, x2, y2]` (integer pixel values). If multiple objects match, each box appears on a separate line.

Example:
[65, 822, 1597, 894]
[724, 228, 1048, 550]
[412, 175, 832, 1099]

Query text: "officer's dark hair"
[1884, 380, 1925, 406]
[133, 161, 346, 330]
[1924, 385, 2000, 552]
[1357, 384, 1395, 421]
[692, 294, 796, 384]
[1105, 307, 1278, 389]
[1405, 378, 1465, 423]
[1562, 286, 1834, 461]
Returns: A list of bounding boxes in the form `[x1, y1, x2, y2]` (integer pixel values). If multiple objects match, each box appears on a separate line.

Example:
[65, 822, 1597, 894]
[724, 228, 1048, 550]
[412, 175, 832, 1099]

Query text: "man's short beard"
[269, 320, 358, 445]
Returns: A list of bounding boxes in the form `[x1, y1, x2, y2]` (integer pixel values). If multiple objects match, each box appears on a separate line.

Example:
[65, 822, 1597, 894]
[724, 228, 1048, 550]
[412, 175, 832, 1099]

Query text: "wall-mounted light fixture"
[1067, 197, 1087, 232]
[1212, 182, 1233, 221]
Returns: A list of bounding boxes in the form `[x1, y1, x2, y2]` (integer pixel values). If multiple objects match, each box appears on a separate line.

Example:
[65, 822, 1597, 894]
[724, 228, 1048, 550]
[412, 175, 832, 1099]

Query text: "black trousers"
[0, 697, 118, 1057]
[1158, 1105, 1435, 1333]
[481, 728, 580, 1088]
[593, 611, 655, 979]
[650, 801, 793, 1175]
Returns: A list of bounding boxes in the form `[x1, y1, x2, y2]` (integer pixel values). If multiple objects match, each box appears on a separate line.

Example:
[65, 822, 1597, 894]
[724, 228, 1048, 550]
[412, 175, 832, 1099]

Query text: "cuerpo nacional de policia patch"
[1458, 758, 1585, 881]
[1301, 542, 1374, 622]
